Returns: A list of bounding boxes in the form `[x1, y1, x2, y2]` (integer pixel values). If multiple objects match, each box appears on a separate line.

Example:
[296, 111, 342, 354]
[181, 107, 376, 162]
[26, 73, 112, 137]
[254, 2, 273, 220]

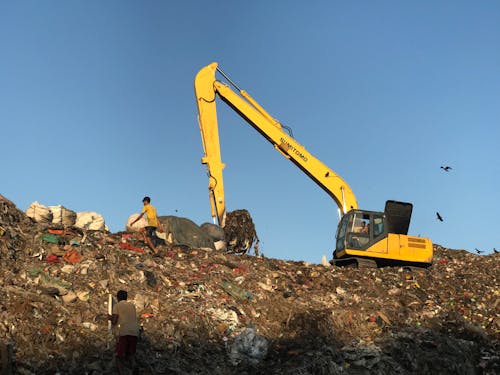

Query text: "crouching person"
[110, 290, 139, 374]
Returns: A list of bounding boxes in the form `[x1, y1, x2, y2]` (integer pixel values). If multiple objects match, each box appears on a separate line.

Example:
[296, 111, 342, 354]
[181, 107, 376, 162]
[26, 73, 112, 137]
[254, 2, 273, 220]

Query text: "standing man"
[130, 196, 161, 254]
[110, 290, 139, 374]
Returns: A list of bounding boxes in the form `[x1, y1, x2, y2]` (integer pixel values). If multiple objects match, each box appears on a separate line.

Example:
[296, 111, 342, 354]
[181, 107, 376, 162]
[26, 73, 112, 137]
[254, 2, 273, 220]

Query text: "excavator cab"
[333, 201, 433, 267]
[335, 209, 385, 252]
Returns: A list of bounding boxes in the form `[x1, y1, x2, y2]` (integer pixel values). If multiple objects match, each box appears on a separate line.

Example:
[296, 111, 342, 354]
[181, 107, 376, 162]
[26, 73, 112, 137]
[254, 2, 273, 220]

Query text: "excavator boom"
[195, 62, 358, 226]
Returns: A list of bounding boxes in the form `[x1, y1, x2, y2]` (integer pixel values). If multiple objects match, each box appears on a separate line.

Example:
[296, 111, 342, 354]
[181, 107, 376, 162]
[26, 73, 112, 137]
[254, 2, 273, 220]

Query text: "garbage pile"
[0, 194, 499, 374]
[223, 209, 259, 254]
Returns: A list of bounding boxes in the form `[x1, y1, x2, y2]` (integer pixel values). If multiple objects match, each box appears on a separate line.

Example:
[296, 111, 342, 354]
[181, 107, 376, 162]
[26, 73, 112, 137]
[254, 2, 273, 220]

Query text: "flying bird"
[475, 248, 483, 254]
[440, 166, 452, 172]
[436, 212, 444, 222]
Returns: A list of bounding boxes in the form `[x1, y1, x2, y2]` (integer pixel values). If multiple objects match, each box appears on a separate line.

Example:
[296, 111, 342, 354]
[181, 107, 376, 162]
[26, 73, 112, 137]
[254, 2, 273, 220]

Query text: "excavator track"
[330, 257, 378, 268]
[330, 257, 432, 269]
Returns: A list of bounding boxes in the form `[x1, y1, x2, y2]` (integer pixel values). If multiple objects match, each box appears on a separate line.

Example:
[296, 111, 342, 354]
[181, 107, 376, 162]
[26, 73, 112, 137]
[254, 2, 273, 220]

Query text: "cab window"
[346, 212, 370, 250]
[335, 215, 348, 251]
[373, 214, 384, 238]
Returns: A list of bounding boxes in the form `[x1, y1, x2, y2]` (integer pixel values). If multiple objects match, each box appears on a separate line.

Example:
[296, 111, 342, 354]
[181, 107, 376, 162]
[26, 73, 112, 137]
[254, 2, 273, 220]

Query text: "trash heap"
[223, 209, 259, 254]
[0, 194, 499, 374]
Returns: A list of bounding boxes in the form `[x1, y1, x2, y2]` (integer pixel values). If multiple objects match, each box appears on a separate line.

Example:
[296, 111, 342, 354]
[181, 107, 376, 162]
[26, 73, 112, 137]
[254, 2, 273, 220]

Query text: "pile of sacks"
[25, 201, 107, 231]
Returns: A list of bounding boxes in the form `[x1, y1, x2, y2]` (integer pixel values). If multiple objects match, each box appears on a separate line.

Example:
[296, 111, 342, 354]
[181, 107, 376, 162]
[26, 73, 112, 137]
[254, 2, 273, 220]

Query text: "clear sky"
[1, 1, 499, 263]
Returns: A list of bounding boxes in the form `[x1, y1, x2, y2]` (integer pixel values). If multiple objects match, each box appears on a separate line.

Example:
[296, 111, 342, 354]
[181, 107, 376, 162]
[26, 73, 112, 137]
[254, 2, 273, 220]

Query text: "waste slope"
[0, 194, 498, 374]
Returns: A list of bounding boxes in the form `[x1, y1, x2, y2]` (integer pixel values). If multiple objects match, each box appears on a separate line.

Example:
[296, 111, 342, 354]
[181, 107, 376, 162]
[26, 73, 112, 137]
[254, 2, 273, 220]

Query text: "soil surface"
[0, 194, 499, 374]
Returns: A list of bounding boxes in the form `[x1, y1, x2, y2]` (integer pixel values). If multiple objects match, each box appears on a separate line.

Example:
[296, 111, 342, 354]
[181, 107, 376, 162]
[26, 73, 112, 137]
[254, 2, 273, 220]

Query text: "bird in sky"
[440, 166, 452, 172]
[436, 212, 444, 222]
[494, 248, 498, 254]
[475, 248, 483, 254]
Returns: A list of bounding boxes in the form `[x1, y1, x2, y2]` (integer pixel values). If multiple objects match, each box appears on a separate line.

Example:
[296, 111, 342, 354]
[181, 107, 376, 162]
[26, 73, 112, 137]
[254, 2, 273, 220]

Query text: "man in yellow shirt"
[130, 196, 162, 254]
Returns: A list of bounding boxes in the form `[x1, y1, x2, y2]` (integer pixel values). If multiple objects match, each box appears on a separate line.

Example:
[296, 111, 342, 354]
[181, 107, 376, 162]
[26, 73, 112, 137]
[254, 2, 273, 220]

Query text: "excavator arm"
[195, 62, 358, 227]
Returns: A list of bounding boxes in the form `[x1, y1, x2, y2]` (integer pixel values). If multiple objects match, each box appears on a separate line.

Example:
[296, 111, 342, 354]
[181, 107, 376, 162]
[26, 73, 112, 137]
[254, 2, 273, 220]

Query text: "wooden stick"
[107, 293, 112, 349]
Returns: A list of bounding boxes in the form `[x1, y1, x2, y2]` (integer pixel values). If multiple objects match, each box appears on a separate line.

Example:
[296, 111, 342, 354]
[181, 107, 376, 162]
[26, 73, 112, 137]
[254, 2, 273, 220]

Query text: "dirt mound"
[0, 194, 499, 374]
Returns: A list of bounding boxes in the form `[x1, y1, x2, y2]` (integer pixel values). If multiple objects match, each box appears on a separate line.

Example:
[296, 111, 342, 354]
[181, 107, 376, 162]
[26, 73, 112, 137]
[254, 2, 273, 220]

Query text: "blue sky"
[1, 1, 499, 263]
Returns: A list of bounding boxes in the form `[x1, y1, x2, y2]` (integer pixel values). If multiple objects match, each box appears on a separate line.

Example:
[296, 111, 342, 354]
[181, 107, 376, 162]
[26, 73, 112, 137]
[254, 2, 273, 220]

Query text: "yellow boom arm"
[195, 62, 358, 226]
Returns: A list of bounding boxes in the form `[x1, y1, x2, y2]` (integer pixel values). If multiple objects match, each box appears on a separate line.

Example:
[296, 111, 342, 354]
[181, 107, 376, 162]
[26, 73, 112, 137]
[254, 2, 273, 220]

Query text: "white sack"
[126, 213, 148, 232]
[26, 201, 53, 223]
[49, 205, 77, 226]
[75, 212, 106, 231]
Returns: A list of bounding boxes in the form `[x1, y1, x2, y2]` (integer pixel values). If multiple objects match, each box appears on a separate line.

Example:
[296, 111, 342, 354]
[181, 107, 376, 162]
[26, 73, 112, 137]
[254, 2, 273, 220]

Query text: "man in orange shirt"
[130, 196, 162, 254]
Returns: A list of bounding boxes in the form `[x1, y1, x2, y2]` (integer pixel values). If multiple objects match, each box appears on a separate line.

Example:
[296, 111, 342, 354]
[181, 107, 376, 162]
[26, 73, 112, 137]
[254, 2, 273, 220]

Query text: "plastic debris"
[229, 325, 269, 366]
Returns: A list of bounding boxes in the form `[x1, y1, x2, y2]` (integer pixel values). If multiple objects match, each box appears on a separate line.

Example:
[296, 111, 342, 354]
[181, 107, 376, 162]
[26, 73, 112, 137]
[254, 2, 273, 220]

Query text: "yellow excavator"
[195, 62, 433, 267]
